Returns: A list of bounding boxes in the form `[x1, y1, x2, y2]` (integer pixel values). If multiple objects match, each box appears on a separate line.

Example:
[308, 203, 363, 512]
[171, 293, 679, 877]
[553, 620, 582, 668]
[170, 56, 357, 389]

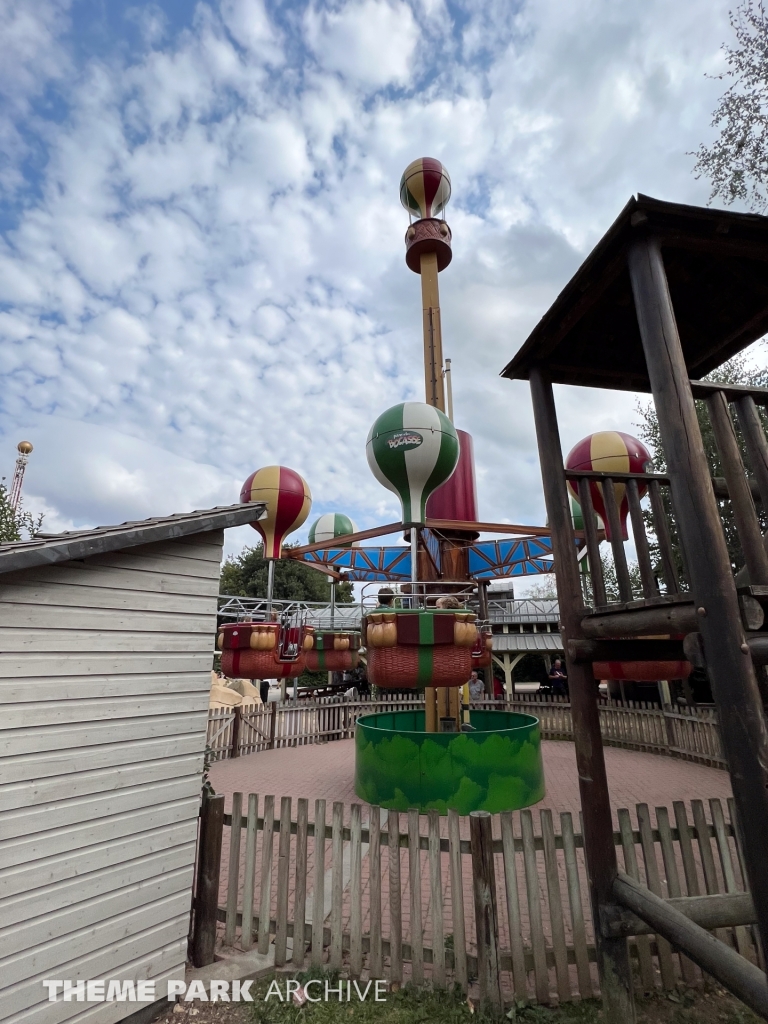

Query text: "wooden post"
[191, 792, 224, 968]
[734, 396, 768, 511]
[706, 390, 768, 585]
[529, 366, 636, 1023]
[230, 706, 241, 759]
[269, 699, 277, 749]
[469, 811, 503, 1011]
[601, 478, 632, 601]
[578, 476, 607, 606]
[628, 235, 768, 952]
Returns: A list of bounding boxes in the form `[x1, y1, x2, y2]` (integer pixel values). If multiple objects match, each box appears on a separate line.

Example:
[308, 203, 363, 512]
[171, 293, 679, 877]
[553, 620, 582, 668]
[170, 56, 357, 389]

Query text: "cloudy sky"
[0, 0, 751, 564]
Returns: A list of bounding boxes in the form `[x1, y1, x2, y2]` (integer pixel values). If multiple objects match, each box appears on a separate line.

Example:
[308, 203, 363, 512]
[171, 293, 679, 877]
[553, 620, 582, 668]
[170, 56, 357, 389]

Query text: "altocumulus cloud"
[0, 0, 749, 556]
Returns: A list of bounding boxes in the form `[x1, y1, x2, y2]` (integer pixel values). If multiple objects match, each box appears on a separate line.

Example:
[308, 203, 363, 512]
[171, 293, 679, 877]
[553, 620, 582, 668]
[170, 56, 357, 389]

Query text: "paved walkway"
[209, 738, 732, 824]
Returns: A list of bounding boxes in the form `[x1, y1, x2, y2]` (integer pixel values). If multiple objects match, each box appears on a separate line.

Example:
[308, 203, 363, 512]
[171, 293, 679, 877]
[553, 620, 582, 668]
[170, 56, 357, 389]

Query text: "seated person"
[376, 587, 395, 607]
[435, 595, 462, 608]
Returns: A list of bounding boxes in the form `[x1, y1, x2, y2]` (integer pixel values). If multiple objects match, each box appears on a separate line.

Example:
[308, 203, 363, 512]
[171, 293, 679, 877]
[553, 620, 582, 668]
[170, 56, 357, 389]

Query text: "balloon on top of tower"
[400, 158, 453, 273]
[400, 158, 451, 221]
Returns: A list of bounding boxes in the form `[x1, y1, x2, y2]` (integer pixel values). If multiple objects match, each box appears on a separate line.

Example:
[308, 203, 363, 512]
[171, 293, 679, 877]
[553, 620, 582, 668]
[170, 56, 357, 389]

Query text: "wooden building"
[0, 503, 265, 1024]
[503, 195, 768, 1020]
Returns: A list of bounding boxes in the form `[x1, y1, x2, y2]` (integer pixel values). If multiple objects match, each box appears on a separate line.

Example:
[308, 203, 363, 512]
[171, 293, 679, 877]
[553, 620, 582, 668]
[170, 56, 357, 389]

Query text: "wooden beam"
[293, 558, 345, 581]
[288, 522, 405, 555]
[581, 602, 698, 638]
[629, 234, 768, 954]
[603, 889, 756, 936]
[691, 379, 768, 405]
[528, 365, 636, 1023]
[568, 638, 686, 664]
[712, 475, 763, 502]
[425, 518, 554, 538]
[612, 872, 768, 1019]
[566, 469, 670, 483]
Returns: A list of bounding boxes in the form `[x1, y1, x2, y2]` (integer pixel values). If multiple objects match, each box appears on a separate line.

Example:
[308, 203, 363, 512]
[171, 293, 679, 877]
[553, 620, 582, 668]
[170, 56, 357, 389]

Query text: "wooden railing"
[191, 793, 756, 1006]
[564, 381, 768, 615]
[206, 694, 725, 769]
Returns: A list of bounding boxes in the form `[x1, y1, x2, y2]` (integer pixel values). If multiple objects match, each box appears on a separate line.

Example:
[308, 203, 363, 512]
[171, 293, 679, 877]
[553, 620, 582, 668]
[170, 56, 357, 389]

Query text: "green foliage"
[0, 480, 43, 543]
[600, 554, 644, 602]
[635, 353, 768, 579]
[691, 1, 768, 210]
[522, 576, 558, 599]
[220, 542, 354, 603]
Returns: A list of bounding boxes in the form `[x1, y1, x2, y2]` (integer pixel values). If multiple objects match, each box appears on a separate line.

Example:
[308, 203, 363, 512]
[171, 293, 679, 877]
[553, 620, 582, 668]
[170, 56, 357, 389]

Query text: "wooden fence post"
[191, 792, 225, 968]
[269, 700, 277, 749]
[470, 810, 503, 1012]
[230, 706, 241, 758]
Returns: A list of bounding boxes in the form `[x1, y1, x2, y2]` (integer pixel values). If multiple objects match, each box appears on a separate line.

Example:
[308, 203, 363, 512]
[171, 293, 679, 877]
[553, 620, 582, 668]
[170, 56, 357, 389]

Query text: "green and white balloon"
[366, 402, 460, 523]
[308, 512, 358, 547]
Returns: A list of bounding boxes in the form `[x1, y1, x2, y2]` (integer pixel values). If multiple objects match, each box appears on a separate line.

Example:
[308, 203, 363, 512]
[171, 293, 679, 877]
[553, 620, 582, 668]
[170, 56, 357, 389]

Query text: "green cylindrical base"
[354, 710, 545, 814]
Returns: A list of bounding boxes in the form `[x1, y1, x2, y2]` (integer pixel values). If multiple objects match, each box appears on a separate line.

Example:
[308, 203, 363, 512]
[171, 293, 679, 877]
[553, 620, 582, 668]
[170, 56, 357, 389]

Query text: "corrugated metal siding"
[0, 532, 224, 1024]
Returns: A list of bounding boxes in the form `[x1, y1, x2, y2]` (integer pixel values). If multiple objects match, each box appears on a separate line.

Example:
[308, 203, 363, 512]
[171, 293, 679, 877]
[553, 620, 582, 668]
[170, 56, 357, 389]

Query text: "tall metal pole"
[328, 577, 336, 689]
[444, 358, 454, 421]
[420, 253, 446, 412]
[9, 442, 33, 511]
[266, 559, 275, 613]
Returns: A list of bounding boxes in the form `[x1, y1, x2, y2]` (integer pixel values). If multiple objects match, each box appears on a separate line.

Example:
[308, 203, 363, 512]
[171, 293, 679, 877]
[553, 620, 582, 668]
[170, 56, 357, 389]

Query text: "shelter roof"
[501, 194, 768, 391]
[492, 631, 563, 653]
[0, 502, 266, 576]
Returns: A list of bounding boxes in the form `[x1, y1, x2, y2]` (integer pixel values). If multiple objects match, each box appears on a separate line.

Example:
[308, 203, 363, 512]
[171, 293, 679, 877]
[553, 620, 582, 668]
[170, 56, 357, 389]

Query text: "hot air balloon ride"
[305, 513, 362, 674]
[217, 620, 315, 681]
[240, 464, 312, 605]
[565, 431, 651, 541]
[223, 465, 315, 680]
[363, 402, 482, 690]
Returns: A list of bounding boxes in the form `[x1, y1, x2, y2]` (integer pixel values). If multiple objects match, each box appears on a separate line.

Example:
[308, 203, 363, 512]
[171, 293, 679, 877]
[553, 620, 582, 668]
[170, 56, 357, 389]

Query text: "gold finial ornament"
[17, 441, 33, 455]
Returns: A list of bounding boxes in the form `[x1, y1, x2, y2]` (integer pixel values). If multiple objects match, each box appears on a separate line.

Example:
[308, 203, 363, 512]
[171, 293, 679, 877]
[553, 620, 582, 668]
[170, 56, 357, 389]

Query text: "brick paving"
[209, 737, 732, 824]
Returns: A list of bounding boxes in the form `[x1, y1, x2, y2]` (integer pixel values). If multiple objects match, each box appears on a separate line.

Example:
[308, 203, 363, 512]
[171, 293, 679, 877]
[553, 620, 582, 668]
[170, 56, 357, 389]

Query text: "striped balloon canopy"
[308, 512, 358, 547]
[240, 465, 312, 559]
[399, 158, 451, 221]
[566, 431, 651, 542]
[366, 402, 459, 524]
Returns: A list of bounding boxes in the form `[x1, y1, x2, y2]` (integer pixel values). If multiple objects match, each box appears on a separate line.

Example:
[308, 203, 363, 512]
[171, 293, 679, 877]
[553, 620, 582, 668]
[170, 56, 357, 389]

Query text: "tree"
[0, 480, 43, 543]
[692, 1, 768, 210]
[220, 542, 354, 603]
[635, 351, 768, 577]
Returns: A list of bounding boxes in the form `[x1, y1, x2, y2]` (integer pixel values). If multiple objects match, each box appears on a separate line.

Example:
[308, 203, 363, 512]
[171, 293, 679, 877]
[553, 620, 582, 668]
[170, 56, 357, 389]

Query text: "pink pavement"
[209, 737, 732, 825]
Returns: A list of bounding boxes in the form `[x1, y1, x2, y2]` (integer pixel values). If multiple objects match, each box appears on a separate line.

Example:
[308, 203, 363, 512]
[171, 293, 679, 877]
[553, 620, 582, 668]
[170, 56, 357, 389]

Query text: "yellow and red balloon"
[565, 431, 651, 541]
[240, 465, 312, 559]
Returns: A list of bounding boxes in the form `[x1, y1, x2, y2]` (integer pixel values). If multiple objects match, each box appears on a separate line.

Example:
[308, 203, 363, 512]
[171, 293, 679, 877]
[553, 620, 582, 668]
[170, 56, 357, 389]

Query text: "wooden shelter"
[0, 502, 265, 1024]
[503, 194, 768, 1020]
